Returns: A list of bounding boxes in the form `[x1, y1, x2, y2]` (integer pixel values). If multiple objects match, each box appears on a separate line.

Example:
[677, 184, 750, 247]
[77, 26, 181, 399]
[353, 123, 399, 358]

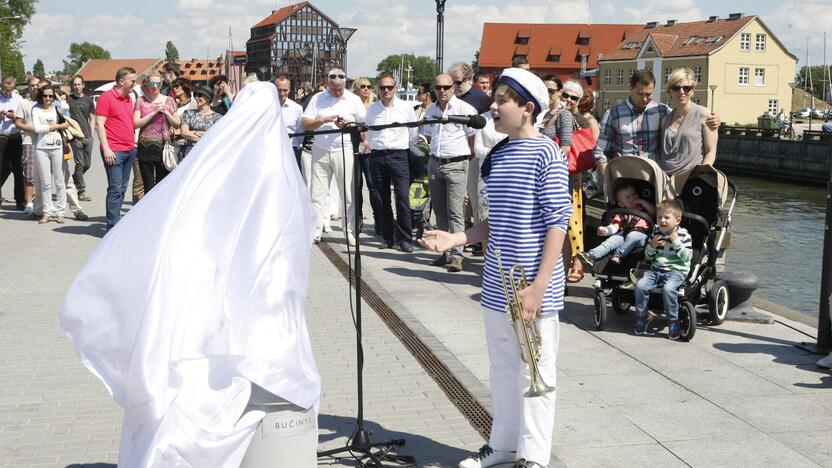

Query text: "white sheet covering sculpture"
[57, 82, 320, 467]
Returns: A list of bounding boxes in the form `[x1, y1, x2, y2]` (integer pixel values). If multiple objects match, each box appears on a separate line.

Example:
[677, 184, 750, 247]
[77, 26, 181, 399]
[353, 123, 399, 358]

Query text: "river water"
[726, 174, 826, 318]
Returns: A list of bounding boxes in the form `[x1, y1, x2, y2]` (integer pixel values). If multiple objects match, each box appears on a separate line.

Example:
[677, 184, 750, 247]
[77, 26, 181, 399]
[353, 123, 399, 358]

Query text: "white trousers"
[484, 306, 558, 465]
[310, 146, 354, 236]
[34, 154, 82, 216]
[33, 147, 66, 216]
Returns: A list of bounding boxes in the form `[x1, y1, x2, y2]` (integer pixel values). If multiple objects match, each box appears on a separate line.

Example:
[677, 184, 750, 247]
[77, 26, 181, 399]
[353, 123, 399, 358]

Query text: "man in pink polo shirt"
[96, 67, 137, 231]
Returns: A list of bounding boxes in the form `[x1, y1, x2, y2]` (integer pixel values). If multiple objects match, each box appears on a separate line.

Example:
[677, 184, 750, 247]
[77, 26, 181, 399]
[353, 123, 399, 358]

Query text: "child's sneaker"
[668, 322, 681, 340]
[634, 312, 654, 335]
[609, 253, 622, 265]
[578, 252, 595, 266]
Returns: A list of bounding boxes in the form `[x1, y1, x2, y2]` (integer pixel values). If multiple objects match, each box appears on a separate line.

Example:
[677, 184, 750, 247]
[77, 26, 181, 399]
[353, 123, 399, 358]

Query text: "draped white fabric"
[57, 82, 320, 467]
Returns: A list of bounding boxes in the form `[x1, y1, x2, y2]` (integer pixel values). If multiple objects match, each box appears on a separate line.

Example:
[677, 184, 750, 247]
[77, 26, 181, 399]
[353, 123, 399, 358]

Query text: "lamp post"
[708, 84, 718, 112]
[435, 0, 447, 75]
[0, 15, 22, 80]
[335, 27, 357, 75]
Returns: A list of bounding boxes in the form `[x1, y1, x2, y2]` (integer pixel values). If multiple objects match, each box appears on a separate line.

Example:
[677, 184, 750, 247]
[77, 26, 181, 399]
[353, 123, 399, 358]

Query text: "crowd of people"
[0, 56, 724, 468]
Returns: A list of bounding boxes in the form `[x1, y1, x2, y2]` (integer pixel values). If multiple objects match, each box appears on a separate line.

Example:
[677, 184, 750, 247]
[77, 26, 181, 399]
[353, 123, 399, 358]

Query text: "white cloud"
[610, 0, 702, 24]
[764, 1, 832, 67]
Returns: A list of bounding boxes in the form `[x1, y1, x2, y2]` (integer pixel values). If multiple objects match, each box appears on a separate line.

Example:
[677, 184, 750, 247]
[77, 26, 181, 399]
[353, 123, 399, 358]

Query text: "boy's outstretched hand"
[418, 229, 456, 253]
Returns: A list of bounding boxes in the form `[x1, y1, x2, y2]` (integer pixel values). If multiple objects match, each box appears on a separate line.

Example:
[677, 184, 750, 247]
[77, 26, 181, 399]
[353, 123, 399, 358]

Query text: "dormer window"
[546, 53, 561, 62]
[515, 30, 530, 45]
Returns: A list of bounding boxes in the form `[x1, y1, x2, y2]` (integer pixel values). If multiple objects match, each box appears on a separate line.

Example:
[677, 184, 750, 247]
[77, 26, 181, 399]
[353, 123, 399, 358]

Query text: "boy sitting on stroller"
[579, 184, 655, 266]
[634, 199, 693, 340]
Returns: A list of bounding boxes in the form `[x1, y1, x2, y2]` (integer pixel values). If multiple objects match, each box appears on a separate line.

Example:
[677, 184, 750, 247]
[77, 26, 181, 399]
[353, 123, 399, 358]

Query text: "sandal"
[567, 258, 584, 283]
[38, 214, 51, 224]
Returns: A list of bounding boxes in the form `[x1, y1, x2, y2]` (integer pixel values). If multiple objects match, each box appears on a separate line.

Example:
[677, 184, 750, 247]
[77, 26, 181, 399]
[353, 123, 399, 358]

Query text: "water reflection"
[727, 174, 825, 317]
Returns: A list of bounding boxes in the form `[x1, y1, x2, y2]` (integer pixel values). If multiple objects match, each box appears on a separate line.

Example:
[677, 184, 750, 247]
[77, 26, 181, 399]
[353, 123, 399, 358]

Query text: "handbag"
[554, 122, 596, 174]
[162, 138, 177, 171]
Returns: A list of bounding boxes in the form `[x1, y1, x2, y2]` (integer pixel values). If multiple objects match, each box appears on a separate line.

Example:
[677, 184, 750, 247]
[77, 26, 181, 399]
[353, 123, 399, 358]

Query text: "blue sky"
[21, 0, 831, 78]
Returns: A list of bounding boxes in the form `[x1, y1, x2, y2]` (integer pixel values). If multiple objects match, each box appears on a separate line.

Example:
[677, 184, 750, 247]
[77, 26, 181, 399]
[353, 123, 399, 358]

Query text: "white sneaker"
[347, 232, 356, 246]
[323, 225, 332, 233]
[817, 352, 832, 369]
[23, 203, 33, 215]
[459, 445, 515, 468]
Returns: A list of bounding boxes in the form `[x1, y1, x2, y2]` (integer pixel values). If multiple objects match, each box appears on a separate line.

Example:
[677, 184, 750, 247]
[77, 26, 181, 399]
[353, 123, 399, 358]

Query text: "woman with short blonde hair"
[351, 76, 375, 110]
[659, 67, 717, 189]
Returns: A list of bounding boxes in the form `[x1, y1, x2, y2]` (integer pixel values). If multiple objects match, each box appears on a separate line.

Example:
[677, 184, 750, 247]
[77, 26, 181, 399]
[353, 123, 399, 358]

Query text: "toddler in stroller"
[579, 184, 655, 267]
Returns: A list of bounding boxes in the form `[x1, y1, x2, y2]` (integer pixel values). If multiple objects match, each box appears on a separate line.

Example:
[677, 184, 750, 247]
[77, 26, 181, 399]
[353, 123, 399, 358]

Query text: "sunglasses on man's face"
[378, 85, 395, 91]
[329, 74, 346, 80]
[561, 92, 580, 102]
[670, 85, 693, 93]
[435, 85, 453, 91]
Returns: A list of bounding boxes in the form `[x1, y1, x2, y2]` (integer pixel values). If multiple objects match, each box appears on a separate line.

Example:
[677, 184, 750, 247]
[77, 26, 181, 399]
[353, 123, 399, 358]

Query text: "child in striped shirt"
[419, 67, 571, 468]
[634, 199, 692, 339]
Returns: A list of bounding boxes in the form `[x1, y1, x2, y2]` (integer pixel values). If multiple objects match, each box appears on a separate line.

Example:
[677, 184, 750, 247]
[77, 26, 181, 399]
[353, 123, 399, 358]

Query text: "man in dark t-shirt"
[68, 74, 96, 201]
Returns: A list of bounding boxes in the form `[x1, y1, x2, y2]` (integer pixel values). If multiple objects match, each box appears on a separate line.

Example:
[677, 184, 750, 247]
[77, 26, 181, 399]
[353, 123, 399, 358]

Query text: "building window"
[739, 67, 749, 85]
[693, 66, 702, 82]
[604, 69, 611, 85]
[768, 99, 779, 115]
[693, 98, 701, 105]
[617, 69, 624, 84]
[665, 67, 672, 81]
[546, 53, 561, 62]
[740, 33, 751, 51]
[577, 37, 589, 45]
[756, 34, 766, 52]
[755, 68, 765, 86]
[514, 34, 529, 45]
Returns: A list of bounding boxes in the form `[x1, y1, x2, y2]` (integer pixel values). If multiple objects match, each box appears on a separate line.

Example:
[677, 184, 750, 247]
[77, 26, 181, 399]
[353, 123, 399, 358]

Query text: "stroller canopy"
[604, 156, 671, 207]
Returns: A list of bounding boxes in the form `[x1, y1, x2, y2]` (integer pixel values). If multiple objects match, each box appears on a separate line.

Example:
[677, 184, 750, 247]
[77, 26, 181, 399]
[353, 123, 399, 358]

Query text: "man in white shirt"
[301, 67, 366, 245]
[0, 76, 24, 210]
[273, 74, 304, 172]
[365, 73, 418, 252]
[419, 73, 477, 272]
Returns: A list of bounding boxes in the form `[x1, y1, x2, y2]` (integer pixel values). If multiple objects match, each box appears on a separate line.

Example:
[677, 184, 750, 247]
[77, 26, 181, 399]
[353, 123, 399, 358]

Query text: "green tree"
[32, 58, 44, 78]
[0, 0, 37, 81]
[165, 41, 179, 61]
[798, 65, 832, 101]
[472, 50, 479, 73]
[63, 42, 111, 76]
[376, 54, 437, 86]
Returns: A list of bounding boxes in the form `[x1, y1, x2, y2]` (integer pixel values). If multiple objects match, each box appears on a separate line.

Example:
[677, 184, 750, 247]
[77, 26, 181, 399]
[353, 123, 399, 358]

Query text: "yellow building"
[597, 13, 797, 125]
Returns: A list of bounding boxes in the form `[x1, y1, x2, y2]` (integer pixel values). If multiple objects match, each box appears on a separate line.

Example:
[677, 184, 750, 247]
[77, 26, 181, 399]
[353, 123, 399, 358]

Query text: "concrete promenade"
[1, 150, 830, 467]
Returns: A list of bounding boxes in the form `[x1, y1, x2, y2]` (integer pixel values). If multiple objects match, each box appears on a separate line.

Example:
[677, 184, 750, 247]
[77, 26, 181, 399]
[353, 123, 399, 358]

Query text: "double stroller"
[589, 157, 737, 341]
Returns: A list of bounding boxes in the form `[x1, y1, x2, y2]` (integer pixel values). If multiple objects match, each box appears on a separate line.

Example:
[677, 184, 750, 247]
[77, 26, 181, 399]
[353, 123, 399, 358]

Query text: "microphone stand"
[289, 117, 480, 467]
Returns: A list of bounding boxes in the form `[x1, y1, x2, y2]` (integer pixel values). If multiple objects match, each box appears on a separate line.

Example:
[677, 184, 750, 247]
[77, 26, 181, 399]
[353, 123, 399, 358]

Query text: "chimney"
[728, 13, 743, 20]
[271, 9, 278, 14]
[708, 15, 719, 22]
[666, 19, 676, 27]
[646, 21, 658, 29]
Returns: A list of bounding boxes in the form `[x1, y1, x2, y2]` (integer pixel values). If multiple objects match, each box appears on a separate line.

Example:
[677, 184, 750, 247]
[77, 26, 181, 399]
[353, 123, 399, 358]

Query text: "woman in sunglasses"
[659, 68, 717, 189]
[31, 84, 69, 223]
[133, 71, 180, 192]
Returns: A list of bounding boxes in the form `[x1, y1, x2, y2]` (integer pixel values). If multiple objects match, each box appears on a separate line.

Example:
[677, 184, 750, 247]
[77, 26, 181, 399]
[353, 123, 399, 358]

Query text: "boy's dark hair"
[115, 67, 136, 82]
[630, 69, 656, 88]
[494, 82, 528, 109]
[657, 199, 683, 219]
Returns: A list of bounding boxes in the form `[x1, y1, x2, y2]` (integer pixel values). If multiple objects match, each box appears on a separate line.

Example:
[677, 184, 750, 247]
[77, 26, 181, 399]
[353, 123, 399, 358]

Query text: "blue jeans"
[370, 149, 412, 244]
[589, 230, 647, 260]
[635, 268, 687, 323]
[103, 149, 137, 230]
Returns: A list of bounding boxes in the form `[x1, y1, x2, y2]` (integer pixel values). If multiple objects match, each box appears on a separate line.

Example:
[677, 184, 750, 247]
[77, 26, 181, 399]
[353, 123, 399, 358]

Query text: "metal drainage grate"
[318, 241, 493, 440]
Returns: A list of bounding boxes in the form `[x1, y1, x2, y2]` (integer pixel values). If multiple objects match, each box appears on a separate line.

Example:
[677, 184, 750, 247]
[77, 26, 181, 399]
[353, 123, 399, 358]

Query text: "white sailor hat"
[495, 68, 549, 117]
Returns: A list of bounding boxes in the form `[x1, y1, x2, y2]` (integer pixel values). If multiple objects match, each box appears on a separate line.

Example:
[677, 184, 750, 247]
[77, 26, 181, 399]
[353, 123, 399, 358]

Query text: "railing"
[801, 130, 832, 143]
[718, 125, 780, 139]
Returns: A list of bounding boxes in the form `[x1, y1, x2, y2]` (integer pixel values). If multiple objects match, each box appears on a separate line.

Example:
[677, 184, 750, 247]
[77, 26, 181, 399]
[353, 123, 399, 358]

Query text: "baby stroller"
[591, 158, 738, 342]
[409, 136, 432, 236]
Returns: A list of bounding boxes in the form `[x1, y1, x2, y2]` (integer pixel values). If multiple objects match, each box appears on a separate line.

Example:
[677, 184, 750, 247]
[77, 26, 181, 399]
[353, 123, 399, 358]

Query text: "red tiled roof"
[75, 59, 161, 82]
[252, 2, 308, 29]
[478, 23, 642, 70]
[155, 56, 242, 81]
[602, 16, 758, 60]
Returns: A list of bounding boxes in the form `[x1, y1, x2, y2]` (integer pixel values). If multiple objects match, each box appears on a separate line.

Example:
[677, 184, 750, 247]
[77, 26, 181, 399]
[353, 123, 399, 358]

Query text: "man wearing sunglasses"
[301, 67, 366, 246]
[365, 73, 418, 253]
[449, 62, 491, 114]
[419, 73, 478, 272]
[593, 69, 719, 183]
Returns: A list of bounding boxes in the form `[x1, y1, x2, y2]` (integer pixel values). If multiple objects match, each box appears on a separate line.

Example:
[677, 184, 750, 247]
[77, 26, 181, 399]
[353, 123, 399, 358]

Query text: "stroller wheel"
[707, 280, 729, 325]
[594, 290, 608, 331]
[679, 301, 697, 342]
[611, 289, 631, 315]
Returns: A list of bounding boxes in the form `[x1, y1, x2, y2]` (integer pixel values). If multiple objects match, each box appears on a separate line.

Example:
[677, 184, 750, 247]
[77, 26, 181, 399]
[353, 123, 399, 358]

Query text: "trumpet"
[494, 249, 555, 398]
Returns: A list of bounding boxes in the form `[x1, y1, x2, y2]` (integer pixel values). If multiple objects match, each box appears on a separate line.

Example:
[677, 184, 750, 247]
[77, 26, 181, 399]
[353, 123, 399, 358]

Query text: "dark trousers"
[104, 149, 137, 229]
[0, 134, 24, 206]
[138, 160, 169, 193]
[371, 149, 412, 244]
[70, 137, 93, 194]
[356, 153, 381, 230]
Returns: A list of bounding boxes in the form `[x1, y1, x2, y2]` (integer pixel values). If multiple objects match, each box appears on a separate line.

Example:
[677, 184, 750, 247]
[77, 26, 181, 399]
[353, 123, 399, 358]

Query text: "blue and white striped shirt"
[482, 135, 572, 316]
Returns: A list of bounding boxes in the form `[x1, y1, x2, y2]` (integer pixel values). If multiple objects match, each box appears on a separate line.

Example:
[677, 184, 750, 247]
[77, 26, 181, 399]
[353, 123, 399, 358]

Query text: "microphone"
[440, 114, 487, 129]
